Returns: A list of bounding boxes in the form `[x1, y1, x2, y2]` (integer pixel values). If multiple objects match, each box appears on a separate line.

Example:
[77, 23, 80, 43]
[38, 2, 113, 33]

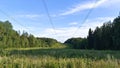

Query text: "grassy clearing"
[5, 47, 53, 50]
[0, 48, 120, 68]
[8, 48, 120, 59]
[0, 56, 120, 68]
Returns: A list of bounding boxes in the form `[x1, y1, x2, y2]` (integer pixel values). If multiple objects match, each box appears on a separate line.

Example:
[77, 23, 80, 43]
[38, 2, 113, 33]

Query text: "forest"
[1, 16, 120, 50]
[0, 16, 120, 68]
[65, 16, 120, 50]
[0, 21, 63, 48]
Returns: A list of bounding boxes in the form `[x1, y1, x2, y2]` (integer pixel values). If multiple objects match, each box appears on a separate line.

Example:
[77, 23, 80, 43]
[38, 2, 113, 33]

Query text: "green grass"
[0, 56, 120, 68]
[8, 48, 120, 59]
[0, 48, 120, 68]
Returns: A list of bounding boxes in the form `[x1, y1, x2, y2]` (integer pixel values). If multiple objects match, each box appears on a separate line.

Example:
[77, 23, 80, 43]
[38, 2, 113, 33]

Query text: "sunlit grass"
[0, 56, 119, 68]
[5, 45, 67, 51]
[0, 48, 120, 68]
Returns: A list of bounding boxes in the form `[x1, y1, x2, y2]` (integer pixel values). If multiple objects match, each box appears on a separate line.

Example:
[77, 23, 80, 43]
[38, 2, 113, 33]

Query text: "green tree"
[64, 38, 87, 49]
[112, 16, 120, 49]
[87, 28, 94, 49]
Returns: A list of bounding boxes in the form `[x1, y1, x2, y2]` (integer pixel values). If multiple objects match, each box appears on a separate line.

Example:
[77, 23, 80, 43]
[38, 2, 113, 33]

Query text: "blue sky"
[0, 0, 120, 42]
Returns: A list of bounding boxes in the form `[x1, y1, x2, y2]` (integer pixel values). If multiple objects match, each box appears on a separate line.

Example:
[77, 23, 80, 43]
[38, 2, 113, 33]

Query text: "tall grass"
[0, 48, 120, 68]
[0, 56, 120, 68]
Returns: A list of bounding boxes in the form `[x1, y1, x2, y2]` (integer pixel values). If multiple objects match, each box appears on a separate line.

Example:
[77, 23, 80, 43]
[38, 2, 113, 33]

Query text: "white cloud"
[101, 0, 120, 7]
[59, 0, 108, 16]
[39, 26, 91, 42]
[69, 22, 78, 26]
[13, 24, 44, 36]
[14, 14, 43, 19]
[13, 16, 115, 42]
[13, 25, 35, 34]
[37, 16, 115, 42]
[39, 27, 80, 42]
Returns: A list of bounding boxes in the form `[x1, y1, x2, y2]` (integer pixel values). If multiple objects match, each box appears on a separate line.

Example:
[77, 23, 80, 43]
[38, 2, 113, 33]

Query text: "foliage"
[0, 56, 119, 68]
[0, 48, 120, 68]
[87, 16, 120, 50]
[64, 38, 87, 49]
[0, 21, 64, 48]
[65, 16, 120, 50]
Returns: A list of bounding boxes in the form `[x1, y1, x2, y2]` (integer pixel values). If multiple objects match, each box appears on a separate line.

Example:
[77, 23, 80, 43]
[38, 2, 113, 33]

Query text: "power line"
[0, 9, 30, 32]
[0, 9, 30, 58]
[42, 0, 56, 35]
[72, 0, 98, 37]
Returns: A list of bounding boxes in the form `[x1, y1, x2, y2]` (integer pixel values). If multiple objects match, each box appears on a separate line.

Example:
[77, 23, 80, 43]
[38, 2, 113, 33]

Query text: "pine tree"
[87, 28, 94, 49]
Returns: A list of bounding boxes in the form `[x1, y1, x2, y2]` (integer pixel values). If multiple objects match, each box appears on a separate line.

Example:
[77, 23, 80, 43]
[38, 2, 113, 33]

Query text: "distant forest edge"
[65, 16, 120, 50]
[0, 21, 64, 48]
[0, 16, 120, 50]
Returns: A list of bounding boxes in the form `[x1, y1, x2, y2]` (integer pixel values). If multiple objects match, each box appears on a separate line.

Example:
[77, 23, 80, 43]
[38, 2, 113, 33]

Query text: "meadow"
[0, 48, 120, 68]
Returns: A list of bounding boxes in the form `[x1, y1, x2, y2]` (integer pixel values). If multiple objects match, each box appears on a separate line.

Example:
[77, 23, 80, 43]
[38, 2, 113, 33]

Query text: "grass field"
[0, 48, 120, 68]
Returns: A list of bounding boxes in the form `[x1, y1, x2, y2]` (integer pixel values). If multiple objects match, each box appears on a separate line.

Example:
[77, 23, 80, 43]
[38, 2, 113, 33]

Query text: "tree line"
[1, 15, 120, 50]
[0, 21, 63, 48]
[65, 16, 120, 50]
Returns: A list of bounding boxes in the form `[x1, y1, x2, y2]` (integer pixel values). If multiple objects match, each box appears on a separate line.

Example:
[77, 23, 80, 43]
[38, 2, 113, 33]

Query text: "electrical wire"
[0, 9, 28, 58]
[0, 9, 31, 33]
[42, 0, 56, 35]
[72, 0, 98, 36]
